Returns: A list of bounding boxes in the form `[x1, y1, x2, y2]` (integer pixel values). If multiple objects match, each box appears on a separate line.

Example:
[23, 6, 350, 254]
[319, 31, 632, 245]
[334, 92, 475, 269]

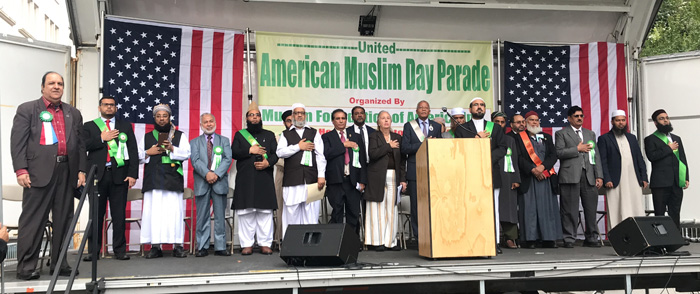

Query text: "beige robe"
[606, 134, 645, 227]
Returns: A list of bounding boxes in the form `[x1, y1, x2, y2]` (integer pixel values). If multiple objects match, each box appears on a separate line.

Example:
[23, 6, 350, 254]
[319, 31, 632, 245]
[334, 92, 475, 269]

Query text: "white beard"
[527, 125, 542, 134]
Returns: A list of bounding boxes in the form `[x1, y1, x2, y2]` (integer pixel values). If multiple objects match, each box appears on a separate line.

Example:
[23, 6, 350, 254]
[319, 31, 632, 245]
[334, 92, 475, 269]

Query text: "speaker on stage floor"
[280, 223, 360, 266]
[608, 216, 685, 256]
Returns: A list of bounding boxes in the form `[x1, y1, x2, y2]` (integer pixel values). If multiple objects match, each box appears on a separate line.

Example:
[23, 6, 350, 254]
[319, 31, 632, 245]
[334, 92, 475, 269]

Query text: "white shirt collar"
[571, 125, 582, 132]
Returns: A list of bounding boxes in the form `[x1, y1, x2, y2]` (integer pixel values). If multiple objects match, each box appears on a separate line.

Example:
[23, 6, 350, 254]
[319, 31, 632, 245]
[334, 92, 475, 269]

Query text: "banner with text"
[256, 32, 493, 133]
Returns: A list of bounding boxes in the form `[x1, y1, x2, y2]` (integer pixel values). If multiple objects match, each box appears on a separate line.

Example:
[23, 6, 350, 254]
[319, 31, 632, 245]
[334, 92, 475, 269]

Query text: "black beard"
[612, 125, 627, 135]
[472, 113, 484, 120]
[154, 122, 171, 133]
[656, 123, 673, 134]
[247, 120, 263, 134]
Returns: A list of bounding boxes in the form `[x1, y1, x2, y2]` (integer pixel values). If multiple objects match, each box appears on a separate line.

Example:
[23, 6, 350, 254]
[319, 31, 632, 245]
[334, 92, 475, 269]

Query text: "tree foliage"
[641, 0, 700, 57]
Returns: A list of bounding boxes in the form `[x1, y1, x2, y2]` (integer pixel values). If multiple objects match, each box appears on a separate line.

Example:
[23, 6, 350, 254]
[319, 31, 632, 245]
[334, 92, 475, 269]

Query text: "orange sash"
[519, 131, 556, 178]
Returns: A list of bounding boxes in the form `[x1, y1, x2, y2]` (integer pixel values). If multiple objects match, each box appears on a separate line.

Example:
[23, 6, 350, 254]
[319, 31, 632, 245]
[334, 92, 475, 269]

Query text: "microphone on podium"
[442, 107, 478, 138]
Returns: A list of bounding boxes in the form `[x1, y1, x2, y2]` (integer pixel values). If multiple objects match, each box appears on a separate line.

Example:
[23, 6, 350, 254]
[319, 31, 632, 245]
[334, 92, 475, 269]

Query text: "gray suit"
[190, 133, 232, 251]
[555, 126, 603, 243]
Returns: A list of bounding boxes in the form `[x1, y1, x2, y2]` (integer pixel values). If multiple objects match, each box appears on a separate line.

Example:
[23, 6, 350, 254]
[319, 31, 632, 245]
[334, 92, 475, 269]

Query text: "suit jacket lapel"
[63, 103, 73, 141]
[566, 127, 580, 143]
[610, 132, 621, 153]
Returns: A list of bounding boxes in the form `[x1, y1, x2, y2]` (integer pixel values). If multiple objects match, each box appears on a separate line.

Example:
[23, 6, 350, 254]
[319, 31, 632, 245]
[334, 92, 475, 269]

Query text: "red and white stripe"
[569, 42, 628, 137]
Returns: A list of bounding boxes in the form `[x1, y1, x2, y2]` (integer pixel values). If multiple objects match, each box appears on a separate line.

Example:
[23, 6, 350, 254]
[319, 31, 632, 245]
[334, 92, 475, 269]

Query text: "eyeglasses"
[247, 113, 261, 117]
[293, 111, 306, 116]
[101, 103, 116, 107]
[572, 114, 585, 118]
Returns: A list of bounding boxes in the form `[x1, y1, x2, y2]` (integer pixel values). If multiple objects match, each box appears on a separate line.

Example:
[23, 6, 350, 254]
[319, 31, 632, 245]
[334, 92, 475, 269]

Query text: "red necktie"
[106, 119, 111, 162]
[207, 134, 213, 168]
[340, 131, 349, 165]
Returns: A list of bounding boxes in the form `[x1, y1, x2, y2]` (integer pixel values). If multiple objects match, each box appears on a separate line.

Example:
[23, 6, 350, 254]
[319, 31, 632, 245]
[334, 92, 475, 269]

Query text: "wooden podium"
[416, 138, 495, 258]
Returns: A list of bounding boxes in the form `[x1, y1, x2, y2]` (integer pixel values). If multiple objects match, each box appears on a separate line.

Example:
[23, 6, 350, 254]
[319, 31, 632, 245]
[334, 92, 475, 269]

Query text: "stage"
[2, 242, 700, 293]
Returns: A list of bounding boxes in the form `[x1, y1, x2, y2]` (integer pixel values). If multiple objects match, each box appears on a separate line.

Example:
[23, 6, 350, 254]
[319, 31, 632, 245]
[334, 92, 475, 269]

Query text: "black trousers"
[652, 186, 684, 229]
[408, 180, 418, 239]
[87, 167, 129, 255]
[326, 177, 361, 233]
[16, 162, 72, 274]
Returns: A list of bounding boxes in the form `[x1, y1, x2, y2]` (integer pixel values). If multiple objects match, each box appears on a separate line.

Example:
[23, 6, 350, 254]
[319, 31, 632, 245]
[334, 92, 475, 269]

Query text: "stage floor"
[3, 242, 700, 293]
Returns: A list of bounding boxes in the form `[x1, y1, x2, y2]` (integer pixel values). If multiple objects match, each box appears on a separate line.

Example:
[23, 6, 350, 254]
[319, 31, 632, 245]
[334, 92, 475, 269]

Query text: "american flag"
[503, 41, 628, 136]
[102, 17, 244, 251]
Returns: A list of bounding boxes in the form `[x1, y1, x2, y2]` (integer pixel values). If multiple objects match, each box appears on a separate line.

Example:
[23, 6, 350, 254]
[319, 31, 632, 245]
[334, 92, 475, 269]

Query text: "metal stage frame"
[3, 244, 700, 293]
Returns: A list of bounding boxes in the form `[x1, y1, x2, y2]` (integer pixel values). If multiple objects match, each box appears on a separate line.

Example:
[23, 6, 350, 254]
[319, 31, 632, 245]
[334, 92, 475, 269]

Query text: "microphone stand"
[442, 107, 478, 138]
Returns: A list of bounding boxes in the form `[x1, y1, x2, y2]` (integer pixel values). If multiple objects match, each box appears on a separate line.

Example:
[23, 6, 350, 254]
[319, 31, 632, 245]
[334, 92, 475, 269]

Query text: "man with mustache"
[140, 104, 191, 259]
[509, 114, 526, 137]
[515, 111, 561, 249]
[597, 110, 648, 228]
[191, 113, 232, 257]
[232, 102, 279, 255]
[11, 72, 87, 279]
[276, 103, 326, 238]
[555, 106, 603, 248]
[644, 109, 689, 229]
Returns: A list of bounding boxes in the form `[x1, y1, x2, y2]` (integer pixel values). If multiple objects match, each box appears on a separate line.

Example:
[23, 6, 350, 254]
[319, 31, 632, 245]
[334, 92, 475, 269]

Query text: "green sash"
[239, 129, 268, 159]
[653, 131, 687, 188]
[485, 121, 494, 138]
[93, 118, 125, 167]
[587, 140, 596, 165]
[152, 130, 183, 176]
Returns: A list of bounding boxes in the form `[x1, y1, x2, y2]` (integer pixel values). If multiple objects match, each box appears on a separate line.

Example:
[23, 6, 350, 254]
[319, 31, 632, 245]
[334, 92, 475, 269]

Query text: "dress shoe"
[115, 253, 131, 260]
[505, 239, 518, 249]
[389, 245, 402, 251]
[260, 246, 273, 255]
[542, 241, 558, 248]
[524, 242, 536, 249]
[563, 242, 575, 248]
[375, 245, 386, 252]
[16, 271, 40, 280]
[173, 246, 188, 258]
[82, 254, 99, 262]
[241, 247, 253, 255]
[50, 267, 78, 277]
[215, 250, 231, 256]
[496, 245, 503, 254]
[583, 241, 602, 248]
[195, 249, 209, 257]
[145, 247, 163, 259]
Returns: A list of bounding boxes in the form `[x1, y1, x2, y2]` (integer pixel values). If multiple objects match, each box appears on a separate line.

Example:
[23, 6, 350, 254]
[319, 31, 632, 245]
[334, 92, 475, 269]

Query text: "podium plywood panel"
[417, 138, 495, 258]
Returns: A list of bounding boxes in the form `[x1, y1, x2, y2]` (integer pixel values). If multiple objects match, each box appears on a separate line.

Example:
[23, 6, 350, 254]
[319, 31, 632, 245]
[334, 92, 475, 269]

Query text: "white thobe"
[236, 208, 274, 247]
[138, 134, 191, 244]
[276, 125, 326, 238]
[606, 134, 645, 228]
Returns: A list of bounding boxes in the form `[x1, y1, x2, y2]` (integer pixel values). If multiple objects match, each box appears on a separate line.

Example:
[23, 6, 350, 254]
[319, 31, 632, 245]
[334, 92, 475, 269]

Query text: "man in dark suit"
[509, 114, 526, 138]
[11, 72, 87, 280]
[455, 97, 507, 253]
[598, 110, 648, 227]
[401, 100, 442, 240]
[322, 109, 368, 234]
[82, 96, 139, 261]
[644, 109, 689, 229]
[555, 106, 603, 248]
[347, 106, 376, 164]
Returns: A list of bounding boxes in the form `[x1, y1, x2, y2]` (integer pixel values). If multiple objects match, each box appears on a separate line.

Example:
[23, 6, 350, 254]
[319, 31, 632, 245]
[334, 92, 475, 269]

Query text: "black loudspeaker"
[609, 216, 685, 256]
[280, 223, 360, 266]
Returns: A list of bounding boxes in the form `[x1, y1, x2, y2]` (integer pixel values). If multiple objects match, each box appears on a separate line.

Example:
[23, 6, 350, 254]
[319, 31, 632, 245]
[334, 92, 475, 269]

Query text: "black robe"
[231, 128, 279, 210]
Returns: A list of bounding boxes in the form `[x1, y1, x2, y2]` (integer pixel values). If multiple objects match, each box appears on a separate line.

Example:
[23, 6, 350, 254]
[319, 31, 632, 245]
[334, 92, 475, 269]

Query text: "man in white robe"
[139, 104, 191, 258]
[598, 110, 649, 227]
[276, 103, 326, 238]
